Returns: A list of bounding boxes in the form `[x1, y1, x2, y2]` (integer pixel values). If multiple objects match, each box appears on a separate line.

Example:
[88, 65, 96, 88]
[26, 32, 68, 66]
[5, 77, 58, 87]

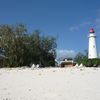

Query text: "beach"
[0, 67, 100, 100]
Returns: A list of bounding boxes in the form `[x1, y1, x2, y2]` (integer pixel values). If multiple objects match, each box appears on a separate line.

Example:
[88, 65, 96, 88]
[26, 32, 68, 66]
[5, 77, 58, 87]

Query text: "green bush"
[74, 51, 100, 67]
[83, 59, 100, 67]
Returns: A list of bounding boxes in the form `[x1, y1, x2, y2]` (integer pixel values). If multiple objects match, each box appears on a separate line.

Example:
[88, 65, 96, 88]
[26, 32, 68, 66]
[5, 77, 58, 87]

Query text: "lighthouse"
[88, 28, 98, 59]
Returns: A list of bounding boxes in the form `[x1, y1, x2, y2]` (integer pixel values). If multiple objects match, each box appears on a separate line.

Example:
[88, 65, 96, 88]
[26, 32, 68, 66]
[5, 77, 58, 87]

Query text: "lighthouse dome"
[90, 28, 95, 33]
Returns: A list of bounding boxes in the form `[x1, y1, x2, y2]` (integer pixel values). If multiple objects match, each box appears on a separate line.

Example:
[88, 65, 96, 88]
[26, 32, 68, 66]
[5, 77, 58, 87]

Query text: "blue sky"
[0, 0, 100, 58]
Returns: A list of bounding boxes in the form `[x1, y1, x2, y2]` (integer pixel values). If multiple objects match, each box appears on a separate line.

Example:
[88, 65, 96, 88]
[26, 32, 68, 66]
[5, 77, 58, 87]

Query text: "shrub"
[83, 59, 100, 67]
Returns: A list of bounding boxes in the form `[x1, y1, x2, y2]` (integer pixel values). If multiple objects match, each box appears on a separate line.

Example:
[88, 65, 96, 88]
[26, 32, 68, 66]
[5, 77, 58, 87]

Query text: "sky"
[0, 0, 100, 59]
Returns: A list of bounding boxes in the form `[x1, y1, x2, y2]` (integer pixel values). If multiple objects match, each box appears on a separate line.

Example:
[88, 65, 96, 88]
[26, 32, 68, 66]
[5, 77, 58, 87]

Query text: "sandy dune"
[0, 67, 100, 100]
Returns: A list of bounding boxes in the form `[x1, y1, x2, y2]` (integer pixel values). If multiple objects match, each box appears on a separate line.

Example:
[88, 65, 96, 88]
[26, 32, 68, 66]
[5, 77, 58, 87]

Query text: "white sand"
[0, 67, 100, 100]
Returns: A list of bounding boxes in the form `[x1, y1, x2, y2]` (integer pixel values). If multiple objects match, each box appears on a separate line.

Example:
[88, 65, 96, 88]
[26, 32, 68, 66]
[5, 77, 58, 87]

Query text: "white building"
[60, 58, 76, 67]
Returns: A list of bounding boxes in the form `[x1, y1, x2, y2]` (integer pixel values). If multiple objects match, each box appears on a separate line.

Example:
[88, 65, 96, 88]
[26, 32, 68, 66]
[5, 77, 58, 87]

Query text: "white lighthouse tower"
[88, 28, 98, 59]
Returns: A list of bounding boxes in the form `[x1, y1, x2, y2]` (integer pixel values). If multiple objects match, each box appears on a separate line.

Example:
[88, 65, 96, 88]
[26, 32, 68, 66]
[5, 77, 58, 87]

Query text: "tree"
[74, 52, 86, 64]
[0, 24, 57, 67]
[0, 24, 29, 67]
[29, 31, 57, 67]
[74, 50, 100, 67]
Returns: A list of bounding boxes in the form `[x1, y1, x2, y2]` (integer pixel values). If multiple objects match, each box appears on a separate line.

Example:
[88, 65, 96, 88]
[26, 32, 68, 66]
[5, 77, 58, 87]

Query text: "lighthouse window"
[93, 45, 95, 48]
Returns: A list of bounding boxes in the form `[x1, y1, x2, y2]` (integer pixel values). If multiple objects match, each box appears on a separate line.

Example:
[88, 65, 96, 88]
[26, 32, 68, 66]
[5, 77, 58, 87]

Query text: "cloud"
[95, 10, 100, 31]
[80, 22, 91, 27]
[56, 49, 76, 60]
[69, 21, 91, 32]
[94, 9, 100, 52]
[69, 9, 100, 33]
[69, 26, 79, 32]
